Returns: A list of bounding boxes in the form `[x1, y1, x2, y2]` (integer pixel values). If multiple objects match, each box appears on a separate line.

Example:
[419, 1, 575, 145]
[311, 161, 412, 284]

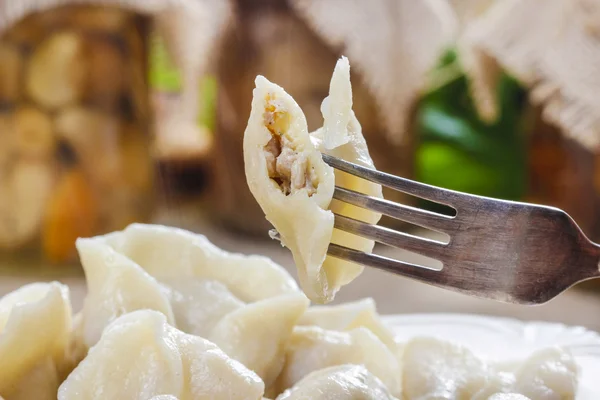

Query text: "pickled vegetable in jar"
[0, 5, 154, 267]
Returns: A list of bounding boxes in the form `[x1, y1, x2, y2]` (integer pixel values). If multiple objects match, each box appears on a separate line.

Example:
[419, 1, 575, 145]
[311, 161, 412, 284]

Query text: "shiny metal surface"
[322, 154, 600, 305]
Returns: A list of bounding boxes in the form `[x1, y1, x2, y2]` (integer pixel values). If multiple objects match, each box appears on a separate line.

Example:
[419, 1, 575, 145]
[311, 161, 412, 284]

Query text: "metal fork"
[322, 154, 600, 305]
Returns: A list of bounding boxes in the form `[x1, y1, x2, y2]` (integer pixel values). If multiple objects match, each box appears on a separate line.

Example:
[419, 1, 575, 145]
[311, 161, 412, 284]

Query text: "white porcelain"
[384, 313, 600, 399]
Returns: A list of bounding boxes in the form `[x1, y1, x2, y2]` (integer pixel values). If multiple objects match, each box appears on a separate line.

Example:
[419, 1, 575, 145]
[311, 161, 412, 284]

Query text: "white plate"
[383, 313, 600, 399]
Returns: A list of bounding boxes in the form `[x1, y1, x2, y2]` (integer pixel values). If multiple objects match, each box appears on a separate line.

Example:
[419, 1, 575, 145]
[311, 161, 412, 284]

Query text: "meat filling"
[263, 97, 318, 196]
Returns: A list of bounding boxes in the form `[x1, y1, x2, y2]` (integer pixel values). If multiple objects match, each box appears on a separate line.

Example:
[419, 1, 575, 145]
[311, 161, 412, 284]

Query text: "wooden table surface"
[2, 206, 600, 333]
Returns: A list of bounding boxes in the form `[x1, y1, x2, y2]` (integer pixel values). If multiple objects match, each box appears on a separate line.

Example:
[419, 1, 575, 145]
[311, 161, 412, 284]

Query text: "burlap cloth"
[464, 0, 600, 150]
[292, 0, 600, 151]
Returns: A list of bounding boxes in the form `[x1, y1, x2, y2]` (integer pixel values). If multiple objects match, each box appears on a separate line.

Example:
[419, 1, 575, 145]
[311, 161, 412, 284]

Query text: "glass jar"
[0, 5, 154, 267]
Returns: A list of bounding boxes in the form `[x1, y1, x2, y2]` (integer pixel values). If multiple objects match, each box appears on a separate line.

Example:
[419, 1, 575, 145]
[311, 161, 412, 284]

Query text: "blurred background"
[1, 0, 600, 330]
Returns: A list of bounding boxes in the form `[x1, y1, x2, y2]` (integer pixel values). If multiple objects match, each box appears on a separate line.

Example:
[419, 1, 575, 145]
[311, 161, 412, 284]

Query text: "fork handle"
[577, 236, 600, 282]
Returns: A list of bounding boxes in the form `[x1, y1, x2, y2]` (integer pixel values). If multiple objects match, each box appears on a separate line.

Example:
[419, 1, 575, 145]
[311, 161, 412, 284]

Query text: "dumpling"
[298, 298, 397, 350]
[58, 310, 265, 400]
[310, 57, 383, 296]
[487, 395, 530, 400]
[276, 326, 402, 397]
[512, 347, 578, 399]
[103, 223, 299, 302]
[77, 237, 175, 348]
[489, 347, 577, 399]
[472, 373, 518, 400]
[163, 278, 245, 338]
[276, 365, 398, 400]
[77, 228, 309, 386]
[0, 282, 72, 400]
[244, 74, 336, 303]
[402, 337, 490, 399]
[244, 57, 382, 304]
[208, 294, 309, 387]
[471, 347, 577, 399]
[403, 338, 578, 400]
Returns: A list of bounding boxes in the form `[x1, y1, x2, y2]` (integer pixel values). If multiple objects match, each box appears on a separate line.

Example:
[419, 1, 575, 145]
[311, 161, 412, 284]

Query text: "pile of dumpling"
[0, 223, 579, 400]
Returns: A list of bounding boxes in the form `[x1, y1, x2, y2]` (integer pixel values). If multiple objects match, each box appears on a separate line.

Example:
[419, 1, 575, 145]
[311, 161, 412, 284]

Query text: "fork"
[321, 153, 600, 305]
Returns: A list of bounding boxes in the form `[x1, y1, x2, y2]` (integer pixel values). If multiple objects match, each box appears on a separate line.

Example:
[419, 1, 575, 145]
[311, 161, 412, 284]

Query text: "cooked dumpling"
[298, 298, 397, 350]
[511, 347, 578, 399]
[310, 57, 383, 295]
[58, 310, 265, 400]
[244, 57, 382, 304]
[276, 365, 398, 400]
[163, 278, 245, 338]
[402, 337, 490, 399]
[403, 338, 578, 400]
[472, 373, 518, 400]
[77, 237, 175, 348]
[209, 294, 309, 387]
[277, 326, 401, 397]
[487, 395, 530, 400]
[244, 74, 336, 303]
[103, 223, 299, 302]
[77, 227, 309, 385]
[472, 347, 577, 399]
[0, 282, 72, 400]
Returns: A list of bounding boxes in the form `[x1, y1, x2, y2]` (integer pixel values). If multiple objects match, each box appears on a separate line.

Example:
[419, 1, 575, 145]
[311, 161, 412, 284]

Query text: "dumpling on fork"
[244, 56, 382, 303]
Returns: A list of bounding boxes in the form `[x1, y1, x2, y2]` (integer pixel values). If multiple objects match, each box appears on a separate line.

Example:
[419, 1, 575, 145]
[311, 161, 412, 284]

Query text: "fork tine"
[322, 153, 459, 206]
[333, 214, 448, 262]
[327, 243, 447, 285]
[328, 244, 528, 304]
[333, 186, 454, 233]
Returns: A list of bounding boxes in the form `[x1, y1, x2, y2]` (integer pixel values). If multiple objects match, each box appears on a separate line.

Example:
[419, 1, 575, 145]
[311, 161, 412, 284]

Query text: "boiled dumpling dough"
[276, 365, 398, 400]
[77, 237, 175, 347]
[471, 347, 577, 399]
[277, 326, 401, 397]
[403, 338, 578, 400]
[0, 282, 72, 400]
[493, 347, 577, 400]
[512, 347, 578, 399]
[209, 294, 309, 387]
[244, 74, 336, 303]
[310, 57, 383, 291]
[244, 57, 382, 303]
[58, 310, 265, 400]
[165, 282, 308, 386]
[402, 337, 490, 399]
[161, 278, 309, 388]
[164, 278, 245, 338]
[487, 395, 530, 400]
[77, 225, 309, 386]
[298, 298, 396, 350]
[104, 223, 299, 301]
